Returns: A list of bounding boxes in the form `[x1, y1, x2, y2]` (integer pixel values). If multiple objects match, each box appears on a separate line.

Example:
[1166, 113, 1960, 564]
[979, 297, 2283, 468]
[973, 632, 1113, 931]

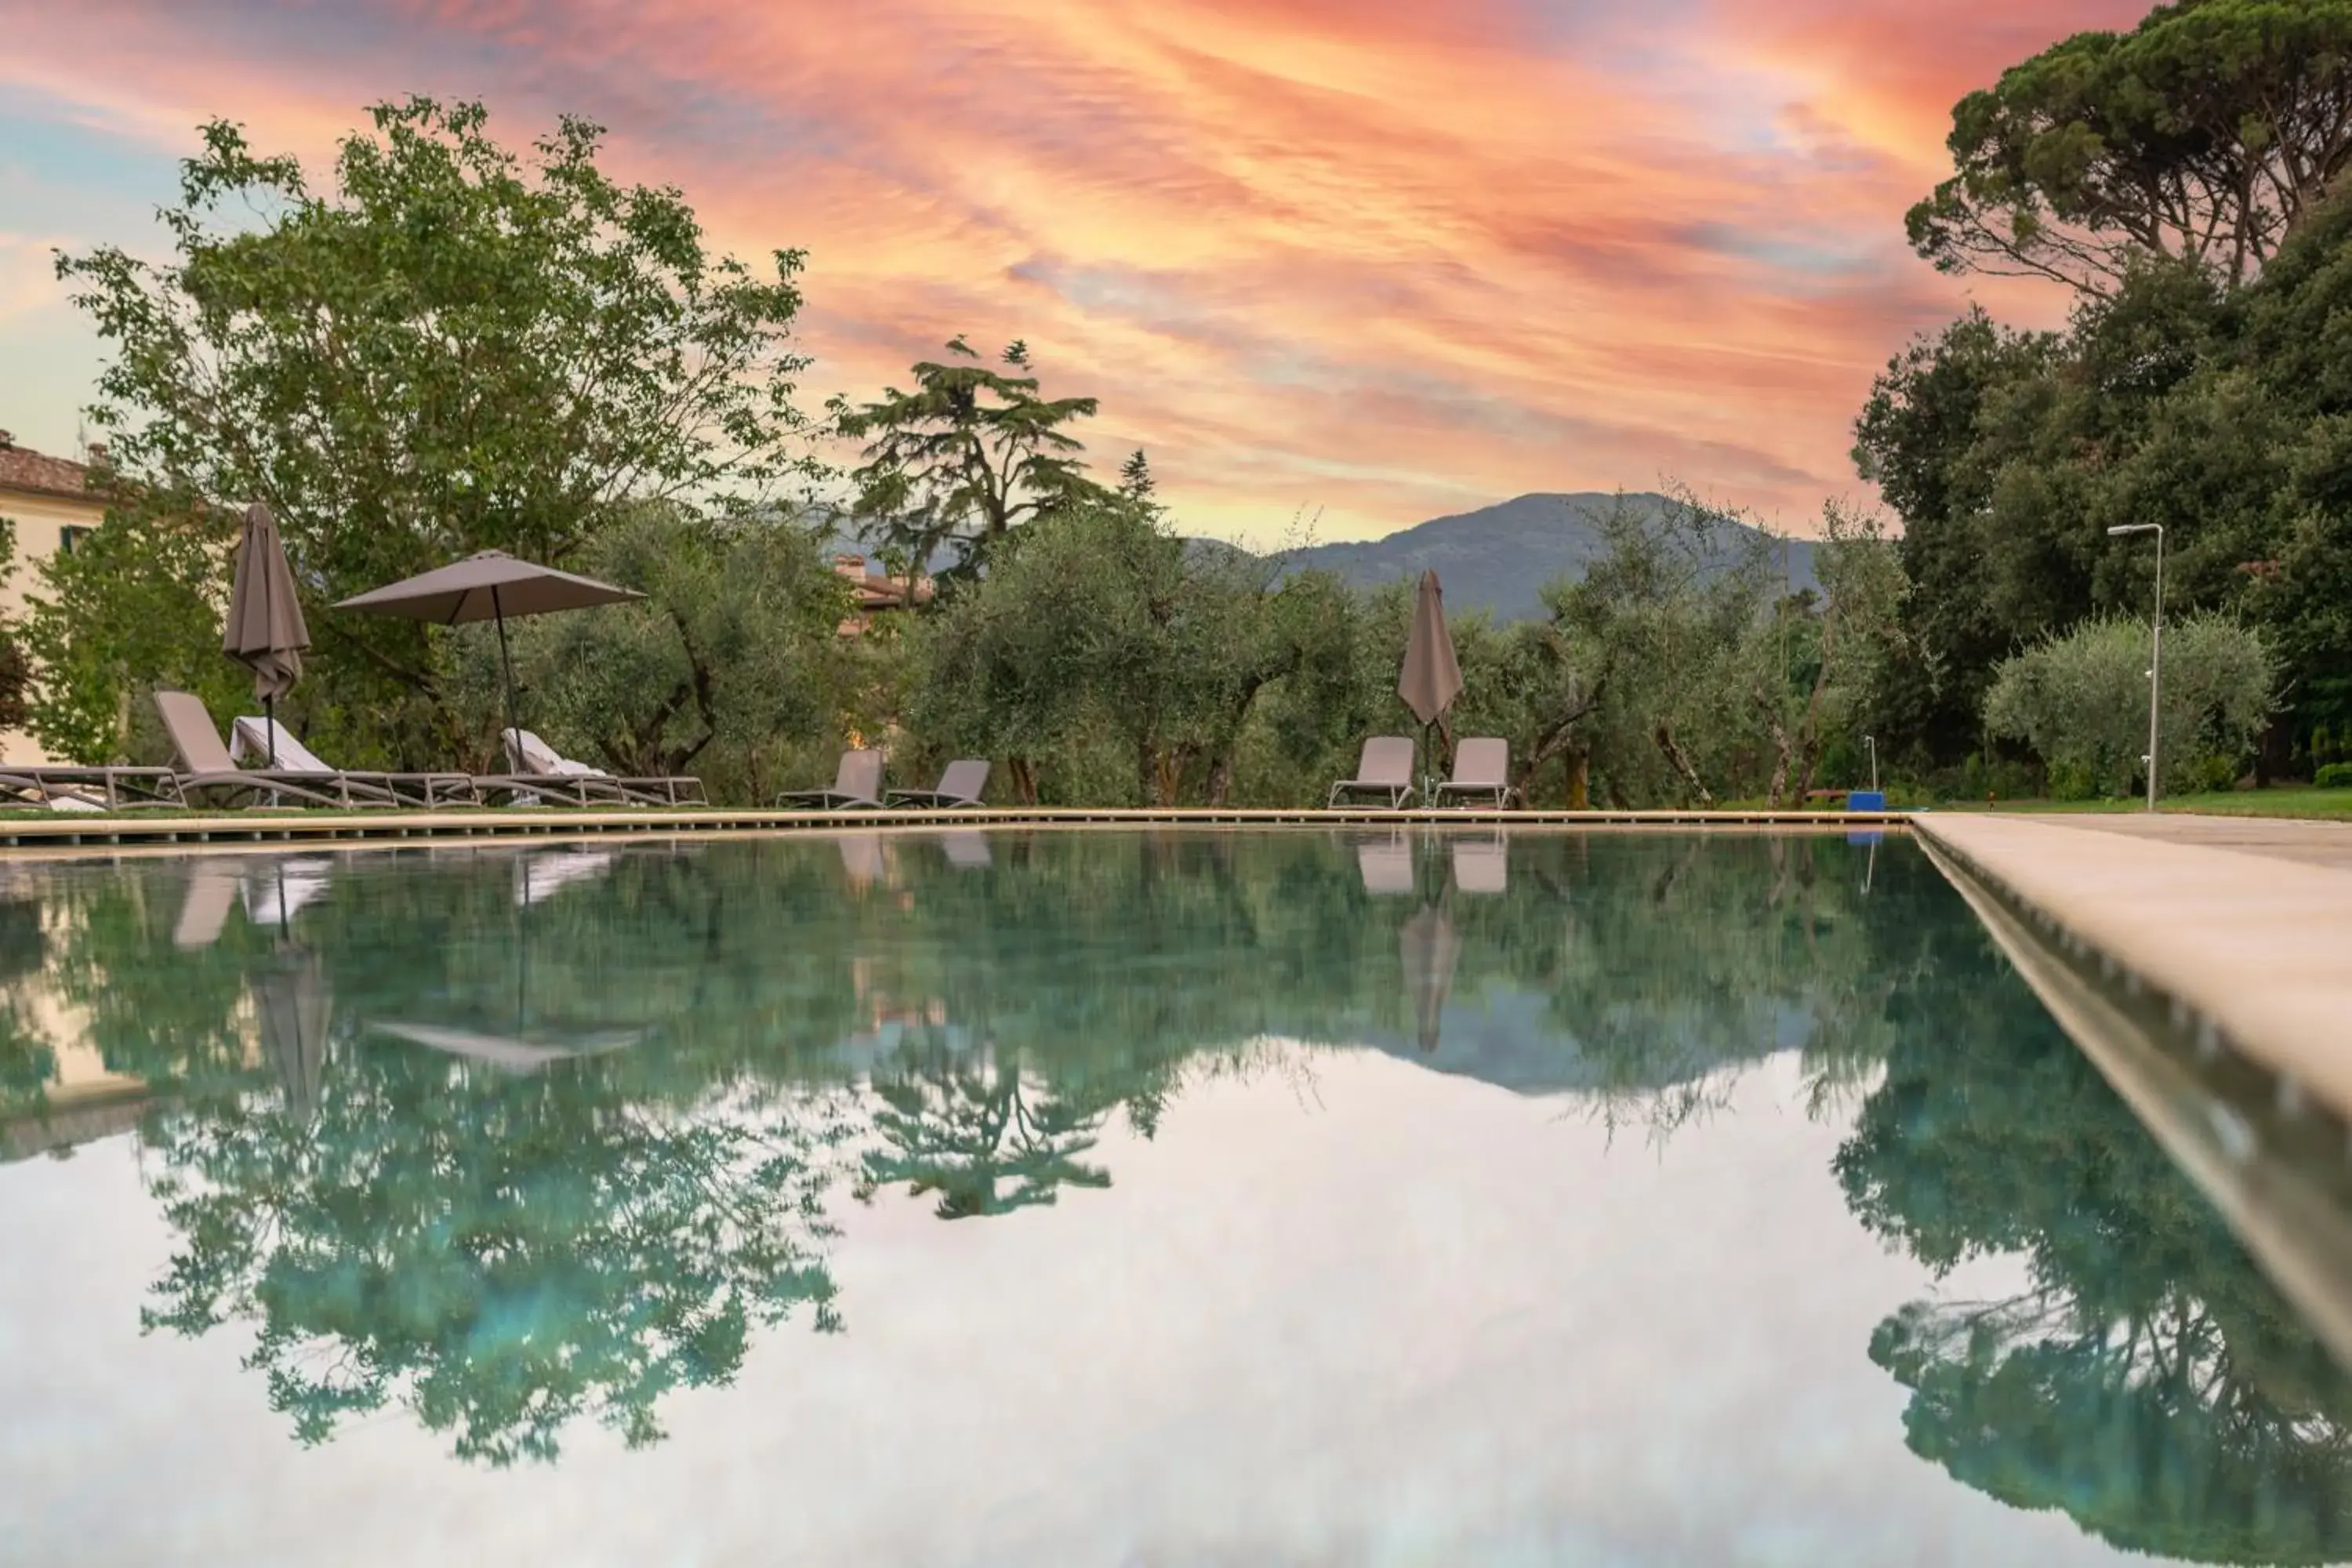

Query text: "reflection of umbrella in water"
[374, 847, 643, 1073]
[252, 949, 331, 1120]
[1399, 902, 1464, 1053]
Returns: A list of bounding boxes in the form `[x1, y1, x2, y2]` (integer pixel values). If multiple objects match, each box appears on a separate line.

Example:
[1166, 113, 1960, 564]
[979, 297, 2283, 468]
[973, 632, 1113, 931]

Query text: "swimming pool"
[2, 830, 2344, 1564]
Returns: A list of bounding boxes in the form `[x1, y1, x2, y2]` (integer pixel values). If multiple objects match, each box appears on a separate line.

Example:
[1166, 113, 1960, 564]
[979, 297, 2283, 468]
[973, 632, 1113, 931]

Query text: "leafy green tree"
[45, 96, 819, 766]
[1984, 613, 2276, 797]
[1908, 0, 2352, 293]
[831, 337, 1112, 581]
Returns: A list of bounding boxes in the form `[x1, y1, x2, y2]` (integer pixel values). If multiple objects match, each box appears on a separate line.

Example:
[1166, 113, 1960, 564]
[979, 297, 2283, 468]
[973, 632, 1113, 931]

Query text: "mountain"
[1269, 492, 1818, 623]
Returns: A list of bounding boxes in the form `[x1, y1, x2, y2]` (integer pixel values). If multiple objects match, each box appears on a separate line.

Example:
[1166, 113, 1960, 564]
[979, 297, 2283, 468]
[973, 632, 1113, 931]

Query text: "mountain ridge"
[1258, 492, 1818, 623]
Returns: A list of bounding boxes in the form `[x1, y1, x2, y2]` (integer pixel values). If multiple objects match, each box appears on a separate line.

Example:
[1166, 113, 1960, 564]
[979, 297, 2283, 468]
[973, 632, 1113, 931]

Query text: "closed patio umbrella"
[332, 550, 644, 757]
[1399, 568, 1464, 780]
[223, 502, 310, 766]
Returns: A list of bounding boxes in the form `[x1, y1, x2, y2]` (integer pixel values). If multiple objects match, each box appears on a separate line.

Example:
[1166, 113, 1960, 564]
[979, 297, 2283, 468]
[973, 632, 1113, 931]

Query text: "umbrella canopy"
[332, 550, 643, 623]
[223, 503, 310, 763]
[334, 550, 644, 753]
[1399, 569, 1463, 728]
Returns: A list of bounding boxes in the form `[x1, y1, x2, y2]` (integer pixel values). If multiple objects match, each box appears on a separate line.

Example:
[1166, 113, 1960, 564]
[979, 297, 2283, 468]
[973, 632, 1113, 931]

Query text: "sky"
[0, 0, 2149, 545]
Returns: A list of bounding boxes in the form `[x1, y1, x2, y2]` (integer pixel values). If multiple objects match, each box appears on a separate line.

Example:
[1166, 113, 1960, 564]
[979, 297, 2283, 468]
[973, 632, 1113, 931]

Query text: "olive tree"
[1984, 613, 2275, 797]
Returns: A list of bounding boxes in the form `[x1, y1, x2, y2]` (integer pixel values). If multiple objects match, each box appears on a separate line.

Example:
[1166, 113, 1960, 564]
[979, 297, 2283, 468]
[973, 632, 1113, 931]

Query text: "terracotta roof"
[0, 435, 102, 503]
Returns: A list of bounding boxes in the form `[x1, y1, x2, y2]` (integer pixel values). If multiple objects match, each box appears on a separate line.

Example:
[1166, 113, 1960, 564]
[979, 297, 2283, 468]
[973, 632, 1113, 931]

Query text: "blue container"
[1846, 790, 1887, 812]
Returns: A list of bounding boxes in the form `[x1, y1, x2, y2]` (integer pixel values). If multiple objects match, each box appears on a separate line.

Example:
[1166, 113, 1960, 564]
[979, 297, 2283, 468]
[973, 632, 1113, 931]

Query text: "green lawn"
[1980, 787, 2352, 820]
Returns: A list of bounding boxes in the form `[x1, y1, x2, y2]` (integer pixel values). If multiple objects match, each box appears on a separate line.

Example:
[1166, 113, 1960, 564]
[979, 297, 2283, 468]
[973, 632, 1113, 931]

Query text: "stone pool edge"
[1914, 813, 2352, 1122]
[0, 805, 1912, 857]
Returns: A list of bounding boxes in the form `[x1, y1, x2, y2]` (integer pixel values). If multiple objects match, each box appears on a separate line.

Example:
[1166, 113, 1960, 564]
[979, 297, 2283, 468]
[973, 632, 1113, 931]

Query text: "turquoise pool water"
[0, 829, 2345, 1565]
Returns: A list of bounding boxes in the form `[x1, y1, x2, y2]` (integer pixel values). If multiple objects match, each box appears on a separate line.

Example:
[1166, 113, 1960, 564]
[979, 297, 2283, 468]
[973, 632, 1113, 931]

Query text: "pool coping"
[1913, 812, 2352, 1124]
[0, 804, 1914, 858]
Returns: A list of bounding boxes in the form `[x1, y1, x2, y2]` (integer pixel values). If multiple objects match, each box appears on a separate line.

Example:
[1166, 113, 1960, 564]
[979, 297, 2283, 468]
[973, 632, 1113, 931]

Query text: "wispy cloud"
[0, 0, 2150, 539]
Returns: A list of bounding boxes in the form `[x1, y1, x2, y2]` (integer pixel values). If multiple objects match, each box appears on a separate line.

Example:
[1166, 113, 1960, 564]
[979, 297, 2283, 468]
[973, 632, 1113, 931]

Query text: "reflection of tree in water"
[1838, 927, 2352, 1563]
[857, 1047, 1121, 1220]
[140, 1045, 844, 1465]
[0, 896, 53, 1120]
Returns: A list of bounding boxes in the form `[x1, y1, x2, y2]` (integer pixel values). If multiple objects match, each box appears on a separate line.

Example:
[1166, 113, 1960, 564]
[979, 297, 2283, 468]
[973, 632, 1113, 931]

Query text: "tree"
[1908, 0, 2352, 294]
[831, 337, 1112, 581]
[0, 520, 30, 735]
[47, 96, 819, 766]
[1984, 613, 2276, 797]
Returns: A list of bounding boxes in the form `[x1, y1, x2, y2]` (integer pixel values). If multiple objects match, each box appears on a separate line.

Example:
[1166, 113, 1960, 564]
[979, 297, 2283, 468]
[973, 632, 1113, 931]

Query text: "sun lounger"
[515, 848, 615, 906]
[1328, 736, 1417, 808]
[937, 830, 993, 869]
[0, 765, 182, 811]
[230, 716, 478, 808]
[1431, 738, 1511, 809]
[889, 759, 989, 809]
[500, 729, 706, 807]
[155, 691, 404, 809]
[780, 750, 885, 810]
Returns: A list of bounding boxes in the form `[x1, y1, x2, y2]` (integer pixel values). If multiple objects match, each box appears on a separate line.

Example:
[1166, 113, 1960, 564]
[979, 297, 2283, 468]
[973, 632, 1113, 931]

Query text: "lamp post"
[2107, 524, 2165, 811]
[1864, 734, 1878, 794]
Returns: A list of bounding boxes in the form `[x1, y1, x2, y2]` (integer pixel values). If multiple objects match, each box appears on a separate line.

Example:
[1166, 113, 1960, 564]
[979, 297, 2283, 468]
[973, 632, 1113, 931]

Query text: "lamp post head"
[2108, 523, 2158, 536]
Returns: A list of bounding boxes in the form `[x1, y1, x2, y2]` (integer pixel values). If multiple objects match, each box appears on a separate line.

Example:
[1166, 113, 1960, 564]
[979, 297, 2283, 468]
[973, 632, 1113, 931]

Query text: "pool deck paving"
[1913, 811, 2352, 1120]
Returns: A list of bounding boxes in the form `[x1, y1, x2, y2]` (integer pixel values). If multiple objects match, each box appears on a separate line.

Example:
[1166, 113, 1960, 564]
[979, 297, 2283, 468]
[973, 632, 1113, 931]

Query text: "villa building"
[0, 432, 108, 764]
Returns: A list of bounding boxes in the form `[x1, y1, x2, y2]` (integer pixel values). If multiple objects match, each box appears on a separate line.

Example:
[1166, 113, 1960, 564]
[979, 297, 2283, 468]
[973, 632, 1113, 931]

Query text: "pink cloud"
[0, 0, 2142, 541]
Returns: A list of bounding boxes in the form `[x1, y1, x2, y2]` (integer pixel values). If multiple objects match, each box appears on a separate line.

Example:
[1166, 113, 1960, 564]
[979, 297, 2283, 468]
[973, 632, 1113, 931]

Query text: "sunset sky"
[0, 0, 2148, 545]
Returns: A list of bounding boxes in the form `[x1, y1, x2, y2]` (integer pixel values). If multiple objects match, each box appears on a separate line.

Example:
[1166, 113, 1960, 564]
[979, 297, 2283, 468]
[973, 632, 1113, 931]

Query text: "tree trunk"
[1566, 746, 1589, 810]
[1653, 723, 1714, 807]
[1007, 756, 1039, 805]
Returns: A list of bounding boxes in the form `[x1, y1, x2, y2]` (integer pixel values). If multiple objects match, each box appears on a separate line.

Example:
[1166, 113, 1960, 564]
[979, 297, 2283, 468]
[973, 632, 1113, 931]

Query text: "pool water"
[2, 830, 2347, 1566]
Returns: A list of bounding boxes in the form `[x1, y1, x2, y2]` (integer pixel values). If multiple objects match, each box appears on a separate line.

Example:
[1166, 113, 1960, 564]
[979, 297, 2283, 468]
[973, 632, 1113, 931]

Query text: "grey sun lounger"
[1432, 737, 1511, 809]
[780, 750, 885, 810]
[1328, 736, 1417, 808]
[500, 729, 707, 807]
[156, 691, 405, 808]
[889, 759, 989, 809]
[230, 716, 479, 808]
[0, 765, 182, 811]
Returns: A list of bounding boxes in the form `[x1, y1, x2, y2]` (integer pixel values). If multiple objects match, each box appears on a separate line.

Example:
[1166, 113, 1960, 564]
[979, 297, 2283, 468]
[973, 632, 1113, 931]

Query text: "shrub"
[1984, 615, 2275, 798]
[2318, 762, 2352, 789]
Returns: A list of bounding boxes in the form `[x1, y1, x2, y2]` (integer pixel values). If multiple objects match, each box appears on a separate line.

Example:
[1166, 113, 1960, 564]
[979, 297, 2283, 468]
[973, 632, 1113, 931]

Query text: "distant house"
[0, 433, 110, 764]
[833, 553, 934, 637]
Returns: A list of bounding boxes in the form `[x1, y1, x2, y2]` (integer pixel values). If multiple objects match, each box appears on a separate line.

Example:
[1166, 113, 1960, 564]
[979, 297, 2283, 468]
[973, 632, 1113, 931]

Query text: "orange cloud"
[0, 0, 2153, 542]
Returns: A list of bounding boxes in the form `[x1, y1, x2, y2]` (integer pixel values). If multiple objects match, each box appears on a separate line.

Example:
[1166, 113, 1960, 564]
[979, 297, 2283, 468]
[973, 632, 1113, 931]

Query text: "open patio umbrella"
[332, 550, 644, 756]
[1399, 569, 1464, 775]
[223, 502, 310, 767]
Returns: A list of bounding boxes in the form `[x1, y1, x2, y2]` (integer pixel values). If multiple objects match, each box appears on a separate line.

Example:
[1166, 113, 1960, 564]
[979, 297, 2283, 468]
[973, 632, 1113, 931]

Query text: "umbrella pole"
[264, 694, 277, 769]
[492, 586, 521, 764]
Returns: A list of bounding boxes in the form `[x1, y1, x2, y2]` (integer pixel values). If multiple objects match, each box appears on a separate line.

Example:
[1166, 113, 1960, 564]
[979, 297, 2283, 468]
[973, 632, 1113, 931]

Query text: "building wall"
[2, 486, 107, 765]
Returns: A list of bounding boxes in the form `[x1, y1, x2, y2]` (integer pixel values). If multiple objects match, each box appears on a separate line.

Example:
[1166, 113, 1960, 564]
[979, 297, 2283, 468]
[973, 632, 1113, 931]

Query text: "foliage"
[1984, 613, 2274, 798]
[831, 337, 1112, 582]
[903, 499, 1341, 804]
[2318, 762, 2352, 788]
[20, 503, 249, 763]
[45, 96, 818, 767]
[1907, 0, 2352, 293]
[0, 519, 28, 734]
[448, 503, 854, 795]
[1836, 922, 2352, 1562]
